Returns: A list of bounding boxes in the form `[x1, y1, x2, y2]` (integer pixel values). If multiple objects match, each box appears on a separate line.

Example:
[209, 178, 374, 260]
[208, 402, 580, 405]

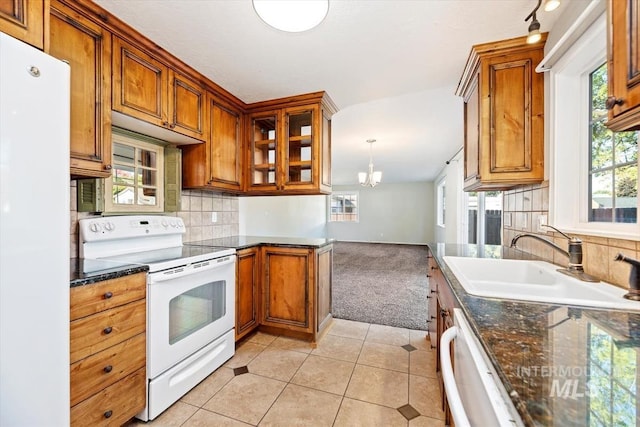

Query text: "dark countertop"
[70, 258, 148, 288]
[185, 235, 334, 250]
[428, 243, 640, 427]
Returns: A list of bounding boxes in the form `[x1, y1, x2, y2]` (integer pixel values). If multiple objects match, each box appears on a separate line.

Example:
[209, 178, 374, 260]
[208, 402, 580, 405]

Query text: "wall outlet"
[537, 214, 548, 233]
[211, 212, 218, 223]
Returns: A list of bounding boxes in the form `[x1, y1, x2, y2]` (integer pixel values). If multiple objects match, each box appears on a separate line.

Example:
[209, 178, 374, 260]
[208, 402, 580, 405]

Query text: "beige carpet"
[332, 242, 429, 330]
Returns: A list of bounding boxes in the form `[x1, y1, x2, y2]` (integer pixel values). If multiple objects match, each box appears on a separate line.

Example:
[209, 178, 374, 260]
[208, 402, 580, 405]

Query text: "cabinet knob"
[606, 96, 624, 110]
[103, 365, 113, 373]
[162, 121, 169, 127]
[430, 290, 436, 294]
[169, 123, 176, 129]
[440, 308, 449, 317]
[104, 164, 112, 170]
[426, 295, 431, 299]
[103, 291, 113, 299]
[103, 326, 113, 335]
[431, 266, 437, 270]
[426, 274, 432, 278]
[104, 410, 113, 419]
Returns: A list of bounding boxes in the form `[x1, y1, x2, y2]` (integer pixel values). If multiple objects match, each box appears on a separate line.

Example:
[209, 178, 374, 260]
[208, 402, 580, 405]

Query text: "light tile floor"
[127, 319, 445, 427]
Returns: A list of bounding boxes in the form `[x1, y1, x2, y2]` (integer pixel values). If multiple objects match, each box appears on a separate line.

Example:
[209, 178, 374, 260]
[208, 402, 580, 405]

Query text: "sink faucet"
[510, 225, 599, 282]
[614, 253, 640, 301]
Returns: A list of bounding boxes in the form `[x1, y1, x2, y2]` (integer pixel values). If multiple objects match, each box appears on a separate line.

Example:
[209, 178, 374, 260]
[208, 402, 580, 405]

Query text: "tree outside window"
[589, 63, 638, 224]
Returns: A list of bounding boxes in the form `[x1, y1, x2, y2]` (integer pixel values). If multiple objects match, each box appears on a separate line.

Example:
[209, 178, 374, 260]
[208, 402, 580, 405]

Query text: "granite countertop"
[428, 243, 640, 427]
[70, 258, 148, 288]
[185, 235, 334, 250]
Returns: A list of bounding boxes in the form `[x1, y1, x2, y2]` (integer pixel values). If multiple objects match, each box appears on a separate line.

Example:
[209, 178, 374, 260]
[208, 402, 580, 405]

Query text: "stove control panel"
[79, 215, 185, 242]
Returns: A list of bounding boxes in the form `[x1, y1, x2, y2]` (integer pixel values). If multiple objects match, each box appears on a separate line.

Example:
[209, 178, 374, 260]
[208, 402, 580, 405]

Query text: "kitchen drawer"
[70, 367, 146, 427]
[70, 299, 146, 363]
[70, 333, 145, 406]
[70, 273, 146, 321]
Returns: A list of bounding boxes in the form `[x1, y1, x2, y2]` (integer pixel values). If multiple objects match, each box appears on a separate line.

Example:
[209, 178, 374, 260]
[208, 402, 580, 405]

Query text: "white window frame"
[550, 13, 639, 240]
[105, 132, 165, 213]
[328, 191, 359, 222]
[437, 178, 446, 228]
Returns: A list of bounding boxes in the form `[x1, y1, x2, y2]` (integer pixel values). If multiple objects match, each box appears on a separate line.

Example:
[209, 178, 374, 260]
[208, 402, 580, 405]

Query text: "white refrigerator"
[0, 32, 70, 425]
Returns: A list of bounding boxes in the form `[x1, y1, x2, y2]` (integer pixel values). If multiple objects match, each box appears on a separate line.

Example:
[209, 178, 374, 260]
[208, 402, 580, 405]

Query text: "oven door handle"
[149, 255, 236, 283]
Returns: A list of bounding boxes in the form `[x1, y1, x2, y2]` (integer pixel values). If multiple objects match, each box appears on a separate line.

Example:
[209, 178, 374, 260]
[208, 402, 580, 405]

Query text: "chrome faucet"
[614, 253, 640, 301]
[510, 225, 599, 282]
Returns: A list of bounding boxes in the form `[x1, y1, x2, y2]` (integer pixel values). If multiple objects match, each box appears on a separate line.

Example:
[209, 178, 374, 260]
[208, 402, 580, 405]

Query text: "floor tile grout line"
[331, 322, 369, 427]
[251, 335, 314, 426]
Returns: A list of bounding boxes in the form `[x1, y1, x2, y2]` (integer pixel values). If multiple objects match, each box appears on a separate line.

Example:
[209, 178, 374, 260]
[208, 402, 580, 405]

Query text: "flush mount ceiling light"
[358, 139, 382, 188]
[524, 0, 560, 44]
[252, 0, 329, 33]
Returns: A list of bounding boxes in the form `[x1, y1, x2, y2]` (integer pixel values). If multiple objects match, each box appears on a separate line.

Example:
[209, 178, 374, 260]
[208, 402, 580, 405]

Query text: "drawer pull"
[104, 291, 113, 299]
[103, 326, 113, 335]
[103, 365, 113, 373]
[104, 410, 113, 419]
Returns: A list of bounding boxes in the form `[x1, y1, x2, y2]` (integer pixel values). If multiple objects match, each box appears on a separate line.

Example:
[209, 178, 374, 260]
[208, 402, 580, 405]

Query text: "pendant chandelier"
[358, 139, 382, 187]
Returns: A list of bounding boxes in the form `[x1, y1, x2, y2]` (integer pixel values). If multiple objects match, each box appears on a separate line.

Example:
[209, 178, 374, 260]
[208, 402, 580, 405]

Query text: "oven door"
[147, 254, 235, 378]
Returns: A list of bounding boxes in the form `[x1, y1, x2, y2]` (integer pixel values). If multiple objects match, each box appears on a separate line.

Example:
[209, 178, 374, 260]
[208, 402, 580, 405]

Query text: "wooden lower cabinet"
[70, 368, 146, 427]
[262, 246, 314, 333]
[315, 244, 333, 334]
[236, 244, 333, 342]
[429, 250, 458, 427]
[69, 272, 146, 426]
[235, 247, 260, 340]
[427, 253, 438, 347]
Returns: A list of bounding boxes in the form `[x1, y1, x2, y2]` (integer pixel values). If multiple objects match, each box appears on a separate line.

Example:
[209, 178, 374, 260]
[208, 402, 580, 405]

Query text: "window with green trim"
[105, 132, 164, 213]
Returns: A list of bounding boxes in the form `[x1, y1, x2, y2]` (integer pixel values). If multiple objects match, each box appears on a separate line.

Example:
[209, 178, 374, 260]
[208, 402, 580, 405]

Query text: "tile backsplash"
[70, 180, 239, 258]
[502, 181, 639, 289]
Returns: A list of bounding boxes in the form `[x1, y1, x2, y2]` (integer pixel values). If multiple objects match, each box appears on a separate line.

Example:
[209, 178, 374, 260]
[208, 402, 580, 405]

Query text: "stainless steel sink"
[442, 256, 640, 311]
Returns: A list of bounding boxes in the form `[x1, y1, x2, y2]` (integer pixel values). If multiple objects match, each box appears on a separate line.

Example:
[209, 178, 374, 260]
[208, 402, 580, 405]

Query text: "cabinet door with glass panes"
[282, 106, 318, 191]
[248, 111, 280, 192]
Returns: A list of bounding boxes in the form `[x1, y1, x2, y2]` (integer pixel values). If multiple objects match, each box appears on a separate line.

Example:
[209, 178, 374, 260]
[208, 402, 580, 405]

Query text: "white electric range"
[79, 215, 236, 421]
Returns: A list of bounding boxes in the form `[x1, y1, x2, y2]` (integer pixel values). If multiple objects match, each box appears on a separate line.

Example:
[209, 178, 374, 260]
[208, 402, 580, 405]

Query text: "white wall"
[434, 149, 464, 244]
[327, 182, 434, 244]
[239, 195, 327, 237]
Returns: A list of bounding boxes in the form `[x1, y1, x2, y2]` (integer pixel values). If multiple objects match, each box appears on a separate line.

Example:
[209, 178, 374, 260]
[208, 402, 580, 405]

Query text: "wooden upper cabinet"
[49, 0, 112, 178]
[248, 109, 280, 193]
[0, 0, 46, 49]
[456, 35, 546, 191]
[182, 94, 242, 192]
[606, 0, 640, 131]
[112, 36, 206, 141]
[246, 92, 336, 195]
[169, 70, 205, 139]
[112, 36, 168, 125]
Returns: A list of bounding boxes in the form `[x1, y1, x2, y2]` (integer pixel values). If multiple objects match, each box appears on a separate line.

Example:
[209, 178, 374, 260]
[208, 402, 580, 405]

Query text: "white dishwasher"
[440, 309, 524, 427]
